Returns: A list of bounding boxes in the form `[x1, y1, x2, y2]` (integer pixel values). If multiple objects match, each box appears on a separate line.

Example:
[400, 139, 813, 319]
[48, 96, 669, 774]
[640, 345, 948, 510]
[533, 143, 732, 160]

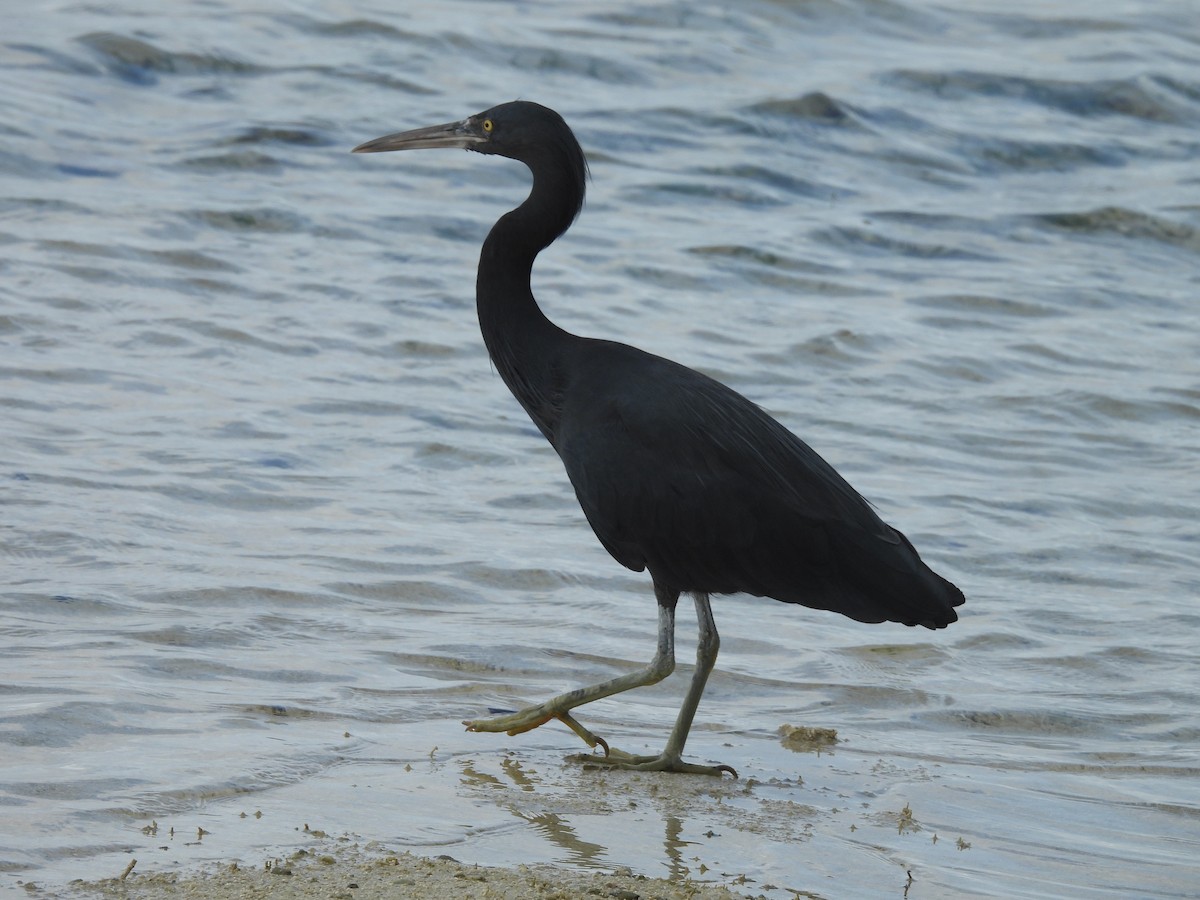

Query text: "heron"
[353, 101, 964, 776]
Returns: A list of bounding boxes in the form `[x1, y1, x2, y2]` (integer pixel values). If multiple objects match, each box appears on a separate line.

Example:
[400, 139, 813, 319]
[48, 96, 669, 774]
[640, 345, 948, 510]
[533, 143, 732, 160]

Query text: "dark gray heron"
[354, 101, 964, 776]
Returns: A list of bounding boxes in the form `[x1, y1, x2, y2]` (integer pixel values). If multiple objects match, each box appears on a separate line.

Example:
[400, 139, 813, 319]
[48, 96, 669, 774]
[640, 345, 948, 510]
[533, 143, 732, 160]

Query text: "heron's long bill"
[352, 119, 486, 153]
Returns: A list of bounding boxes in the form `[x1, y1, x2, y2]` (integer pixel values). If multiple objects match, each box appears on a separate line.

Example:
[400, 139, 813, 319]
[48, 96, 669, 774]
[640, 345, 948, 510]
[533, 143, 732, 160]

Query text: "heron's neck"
[475, 159, 582, 442]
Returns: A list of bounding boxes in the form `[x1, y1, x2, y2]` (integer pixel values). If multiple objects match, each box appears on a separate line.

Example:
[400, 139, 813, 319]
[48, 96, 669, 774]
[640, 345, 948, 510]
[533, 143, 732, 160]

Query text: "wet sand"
[24, 729, 974, 898]
[66, 840, 745, 900]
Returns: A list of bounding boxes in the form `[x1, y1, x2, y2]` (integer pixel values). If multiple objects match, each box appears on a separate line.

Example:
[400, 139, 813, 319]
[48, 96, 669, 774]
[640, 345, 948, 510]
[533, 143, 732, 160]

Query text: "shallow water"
[2, 0, 1199, 896]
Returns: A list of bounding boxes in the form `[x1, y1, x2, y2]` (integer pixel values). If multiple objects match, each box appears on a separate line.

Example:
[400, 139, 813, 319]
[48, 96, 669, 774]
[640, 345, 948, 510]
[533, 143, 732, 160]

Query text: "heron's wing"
[556, 356, 898, 587]
[553, 346, 961, 627]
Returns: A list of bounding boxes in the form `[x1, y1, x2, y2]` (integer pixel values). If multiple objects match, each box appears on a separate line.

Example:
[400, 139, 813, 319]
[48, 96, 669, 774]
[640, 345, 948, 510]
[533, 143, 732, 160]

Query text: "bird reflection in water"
[459, 757, 607, 867]
[457, 756, 718, 884]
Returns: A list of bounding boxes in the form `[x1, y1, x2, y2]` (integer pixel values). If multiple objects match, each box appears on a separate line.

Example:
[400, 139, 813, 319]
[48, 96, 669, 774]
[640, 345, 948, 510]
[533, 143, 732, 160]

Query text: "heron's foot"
[463, 707, 609, 753]
[568, 747, 738, 778]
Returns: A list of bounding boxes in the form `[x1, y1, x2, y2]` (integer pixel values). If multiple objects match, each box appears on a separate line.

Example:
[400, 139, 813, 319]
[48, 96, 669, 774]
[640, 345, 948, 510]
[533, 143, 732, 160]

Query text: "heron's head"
[357, 100, 577, 154]
[353, 101, 587, 205]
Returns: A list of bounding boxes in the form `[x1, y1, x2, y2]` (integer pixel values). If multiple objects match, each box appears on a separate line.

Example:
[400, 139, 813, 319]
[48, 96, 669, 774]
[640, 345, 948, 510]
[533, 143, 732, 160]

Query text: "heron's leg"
[463, 601, 677, 747]
[662, 591, 720, 761]
[575, 593, 736, 777]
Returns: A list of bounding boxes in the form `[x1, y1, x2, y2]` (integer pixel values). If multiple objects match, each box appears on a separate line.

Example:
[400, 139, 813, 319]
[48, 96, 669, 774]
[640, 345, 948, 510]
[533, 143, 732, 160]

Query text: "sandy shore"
[65, 840, 749, 900]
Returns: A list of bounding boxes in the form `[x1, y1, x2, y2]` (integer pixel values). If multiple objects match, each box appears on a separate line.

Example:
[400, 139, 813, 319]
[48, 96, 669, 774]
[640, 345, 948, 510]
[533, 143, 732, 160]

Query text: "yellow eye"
[482, 119, 493, 133]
